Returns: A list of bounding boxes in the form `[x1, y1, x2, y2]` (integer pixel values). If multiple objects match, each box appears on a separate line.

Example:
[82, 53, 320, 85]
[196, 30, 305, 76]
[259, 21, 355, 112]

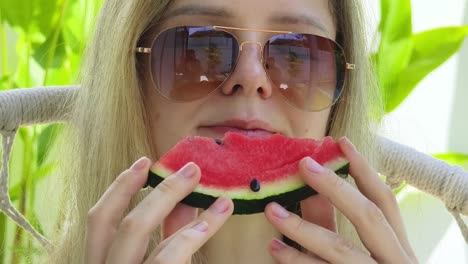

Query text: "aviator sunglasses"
[136, 25, 355, 112]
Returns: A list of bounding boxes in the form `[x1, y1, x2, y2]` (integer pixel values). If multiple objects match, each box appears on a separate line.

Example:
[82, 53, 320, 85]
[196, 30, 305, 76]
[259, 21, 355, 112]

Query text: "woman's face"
[143, 0, 337, 157]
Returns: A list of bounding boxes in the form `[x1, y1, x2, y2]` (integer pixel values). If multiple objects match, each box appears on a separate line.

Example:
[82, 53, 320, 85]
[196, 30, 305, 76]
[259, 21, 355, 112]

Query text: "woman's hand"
[264, 137, 418, 264]
[85, 158, 233, 264]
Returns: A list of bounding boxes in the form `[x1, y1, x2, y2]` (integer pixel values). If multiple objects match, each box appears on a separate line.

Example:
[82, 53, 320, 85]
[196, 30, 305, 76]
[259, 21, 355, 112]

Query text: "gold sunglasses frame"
[136, 25, 356, 111]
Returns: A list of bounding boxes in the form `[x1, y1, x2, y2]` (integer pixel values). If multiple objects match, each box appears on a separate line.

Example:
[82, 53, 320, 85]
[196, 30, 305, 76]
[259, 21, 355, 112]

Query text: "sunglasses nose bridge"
[238, 41, 264, 63]
[239, 41, 263, 51]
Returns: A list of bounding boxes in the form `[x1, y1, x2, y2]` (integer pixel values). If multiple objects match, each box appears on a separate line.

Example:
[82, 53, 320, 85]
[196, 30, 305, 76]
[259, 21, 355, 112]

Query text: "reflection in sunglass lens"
[151, 26, 239, 101]
[264, 33, 345, 111]
[148, 26, 347, 111]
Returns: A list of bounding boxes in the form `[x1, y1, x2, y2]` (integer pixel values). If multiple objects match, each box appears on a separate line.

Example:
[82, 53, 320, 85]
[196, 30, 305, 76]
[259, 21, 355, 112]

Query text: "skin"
[85, 0, 418, 263]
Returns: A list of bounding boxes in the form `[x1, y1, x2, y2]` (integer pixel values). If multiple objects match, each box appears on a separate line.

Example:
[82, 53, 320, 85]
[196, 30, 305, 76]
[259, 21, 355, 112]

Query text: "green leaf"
[34, 0, 61, 37]
[34, 162, 58, 182]
[375, 0, 413, 113]
[376, 37, 413, 106]
[0, 0, 60, 36]
[12, 33, 45, 87]
[37, 124, 64, 166]
[393, 181, 408, 196]
[433, 153, 468, 166]
[32, 31, 67, 69]
[9, 182, 21, 201]
[385, 26, 468, 112]
[0, 74, 12, 90]
[0, 0, 33, 33]
[28, 211, 45, 236]
[9, 162, 56, 201]
[378, 0, 412, 41]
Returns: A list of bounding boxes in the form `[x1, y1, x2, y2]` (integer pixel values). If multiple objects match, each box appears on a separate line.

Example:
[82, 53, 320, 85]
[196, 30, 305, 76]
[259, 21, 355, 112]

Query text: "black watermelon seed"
[250, 179, 260, 192]
[215, 139, 222, 145]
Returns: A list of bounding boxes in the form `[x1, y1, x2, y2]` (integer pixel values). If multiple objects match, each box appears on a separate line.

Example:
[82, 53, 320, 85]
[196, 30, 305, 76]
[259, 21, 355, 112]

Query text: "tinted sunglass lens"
[151, 26, 239, 101]
[264, 33, 345, 111]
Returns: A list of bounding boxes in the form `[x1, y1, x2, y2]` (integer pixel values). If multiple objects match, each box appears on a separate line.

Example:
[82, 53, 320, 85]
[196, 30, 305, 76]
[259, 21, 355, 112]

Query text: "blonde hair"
[40, 0, 383, 263]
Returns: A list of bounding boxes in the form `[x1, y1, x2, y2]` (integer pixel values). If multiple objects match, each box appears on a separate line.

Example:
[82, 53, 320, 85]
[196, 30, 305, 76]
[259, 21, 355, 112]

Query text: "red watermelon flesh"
[145, 132, 349, 214]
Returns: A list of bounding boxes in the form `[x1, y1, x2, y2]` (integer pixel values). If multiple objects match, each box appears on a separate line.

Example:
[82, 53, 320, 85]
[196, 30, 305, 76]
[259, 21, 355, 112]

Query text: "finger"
[86, 157, 151, 264]
[106, 162, 201, 264]
[148, 197, 234, 263]
[338, 137, 415, 259]
[298, 157, 411, 263]
[300, 194, 336, 260]
[300, 194, 336, 232]
[268, 238, 328, 264]
[265, 202, 375, 264]
[162, 203, 197, 239]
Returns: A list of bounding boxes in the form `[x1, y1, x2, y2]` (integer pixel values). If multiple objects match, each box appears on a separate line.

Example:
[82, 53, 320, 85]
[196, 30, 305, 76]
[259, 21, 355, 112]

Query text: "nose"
[220, 42, 273, 98]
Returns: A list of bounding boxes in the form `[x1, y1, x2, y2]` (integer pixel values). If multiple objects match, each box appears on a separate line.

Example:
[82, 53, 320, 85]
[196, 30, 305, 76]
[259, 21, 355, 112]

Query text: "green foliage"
[0, 0, 467, 263]
[0, 0, 103, 263]
[373, 0, 468, 113]
[433, 153, 468, 168]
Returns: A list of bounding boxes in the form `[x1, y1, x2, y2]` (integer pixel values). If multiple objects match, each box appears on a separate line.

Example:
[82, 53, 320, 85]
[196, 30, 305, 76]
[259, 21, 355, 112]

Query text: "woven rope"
[1, 130, 53, 251]
[0, 86, 467, 248]
[0, 86, 77, 131]
[378, 137, 468, 242]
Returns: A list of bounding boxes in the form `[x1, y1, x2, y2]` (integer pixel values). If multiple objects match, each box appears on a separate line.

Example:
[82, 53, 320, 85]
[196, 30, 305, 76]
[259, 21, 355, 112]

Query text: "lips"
[203, 126, 274, 138]
[199, 119, 279, 139]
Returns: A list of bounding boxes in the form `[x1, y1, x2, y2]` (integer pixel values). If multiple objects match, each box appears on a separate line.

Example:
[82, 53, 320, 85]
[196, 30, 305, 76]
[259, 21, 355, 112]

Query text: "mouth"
[198, 119, 280, 139]
[199, 126, 274, 138]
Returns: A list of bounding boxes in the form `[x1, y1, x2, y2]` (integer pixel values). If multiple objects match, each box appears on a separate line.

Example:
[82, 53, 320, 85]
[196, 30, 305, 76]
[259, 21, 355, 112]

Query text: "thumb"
[300, 194, 336, 232]
[162, 203, 198, 239]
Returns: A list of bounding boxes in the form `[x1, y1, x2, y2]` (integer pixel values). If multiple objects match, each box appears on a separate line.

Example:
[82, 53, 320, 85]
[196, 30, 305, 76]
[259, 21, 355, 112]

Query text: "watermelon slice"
[145, 132, 349, 214]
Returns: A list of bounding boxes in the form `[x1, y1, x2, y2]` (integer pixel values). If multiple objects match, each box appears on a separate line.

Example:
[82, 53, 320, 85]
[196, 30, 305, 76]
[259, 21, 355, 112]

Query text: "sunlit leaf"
[32, 31, 67, 69]
[0, 0, 61, 38]
[9, 162, 56, 201]
[0, 0, 33, 33]
[375, 0, 413, 112]
[35, 0, 61, 37]
[393, 181, 408, 196]
[0, 74, 12, 91]
[37, 124, 64, 166]
[378, 0, 412, 41]
[433, 153, 468, 166]
[385, 26, 468, 112]
[34, 162, 58, 182]
[376, 37, 413, 105]
[9, 181, 21, 201]
[13, 33, 45, 87]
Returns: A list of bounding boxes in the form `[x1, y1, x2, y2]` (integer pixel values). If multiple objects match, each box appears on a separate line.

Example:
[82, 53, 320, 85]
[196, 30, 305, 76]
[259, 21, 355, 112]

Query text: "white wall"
[365, 0, 468, 263]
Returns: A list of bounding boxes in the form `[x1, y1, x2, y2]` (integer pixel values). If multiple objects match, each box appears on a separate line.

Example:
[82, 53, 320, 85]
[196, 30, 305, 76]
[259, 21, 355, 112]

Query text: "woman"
[45, 0, 417, 263]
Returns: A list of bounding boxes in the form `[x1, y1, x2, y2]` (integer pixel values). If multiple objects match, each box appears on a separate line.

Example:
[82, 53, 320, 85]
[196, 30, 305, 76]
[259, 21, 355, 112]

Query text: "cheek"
[144, 85, 200, 158]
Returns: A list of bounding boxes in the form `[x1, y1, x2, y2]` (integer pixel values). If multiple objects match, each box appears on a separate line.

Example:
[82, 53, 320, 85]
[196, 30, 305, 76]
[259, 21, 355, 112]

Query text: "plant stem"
[0, 18, 8, 77]
[43, 0, 69, 85]
[27, 127, 38, 227]
[10, 127, 32, 264]
[24, 127, 39, 262]
[25, 35, 30, 88]
[0, 214, 7, 264]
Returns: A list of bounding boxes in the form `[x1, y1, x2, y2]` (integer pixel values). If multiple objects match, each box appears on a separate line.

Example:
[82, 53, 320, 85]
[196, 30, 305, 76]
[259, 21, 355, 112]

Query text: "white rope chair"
[1, 86, 468, 253]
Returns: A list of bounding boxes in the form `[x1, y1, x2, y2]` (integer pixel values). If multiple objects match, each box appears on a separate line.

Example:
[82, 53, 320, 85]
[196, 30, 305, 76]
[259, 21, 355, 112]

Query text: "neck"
[200, 213, 280, 264]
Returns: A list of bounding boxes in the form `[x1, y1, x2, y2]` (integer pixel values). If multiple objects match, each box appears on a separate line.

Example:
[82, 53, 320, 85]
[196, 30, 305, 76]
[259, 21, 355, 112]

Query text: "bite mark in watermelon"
[145, 132, 349, 214]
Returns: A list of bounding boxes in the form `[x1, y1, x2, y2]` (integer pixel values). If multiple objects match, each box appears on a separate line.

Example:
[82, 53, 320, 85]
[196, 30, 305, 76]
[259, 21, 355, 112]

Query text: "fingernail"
[178, 162, 197, 178]
[191, 221, 208, 232]
[341, 136, 357, 152]
[130, 157, 149, 171]
[210, 197, 230, 214]
[270, 238, 287, 252]
[271, 202, 290, 218]
[304, 157, 325, 174]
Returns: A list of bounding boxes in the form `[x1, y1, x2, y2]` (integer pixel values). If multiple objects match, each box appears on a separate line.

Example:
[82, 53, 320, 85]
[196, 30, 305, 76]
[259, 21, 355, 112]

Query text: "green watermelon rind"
[146, 157, 349, 214]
